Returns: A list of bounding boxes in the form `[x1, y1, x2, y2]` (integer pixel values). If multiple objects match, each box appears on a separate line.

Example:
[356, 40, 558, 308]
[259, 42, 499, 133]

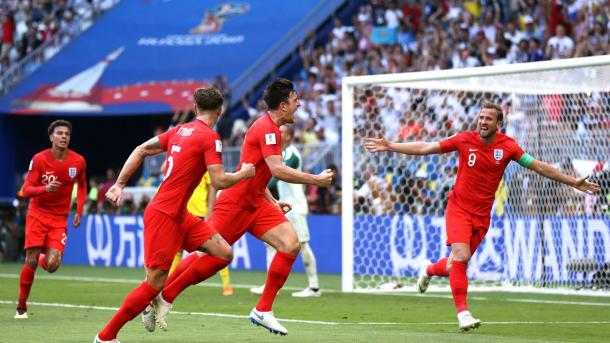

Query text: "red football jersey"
[221, 113, 281, 210]
[22, 149, 87, 226]
[439, 131, 525, 216]
[149, 119, 223, 222]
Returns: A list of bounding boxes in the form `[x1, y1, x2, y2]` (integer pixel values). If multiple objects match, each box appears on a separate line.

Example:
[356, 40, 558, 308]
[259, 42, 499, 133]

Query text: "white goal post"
[341, 55, 610, 294]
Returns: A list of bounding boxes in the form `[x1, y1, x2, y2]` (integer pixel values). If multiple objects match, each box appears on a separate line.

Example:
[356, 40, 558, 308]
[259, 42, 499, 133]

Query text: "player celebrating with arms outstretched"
[16, 120, 87, 319]
[153, 78, 334, 336]
[364, 100, 600, 331]
[94, 87, 254, 343]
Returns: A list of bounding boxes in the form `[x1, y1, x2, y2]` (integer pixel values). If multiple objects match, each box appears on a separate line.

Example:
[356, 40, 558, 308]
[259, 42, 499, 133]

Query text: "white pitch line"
[1, 300, 610, 326]
[508, 298, 610, 307]
[2, 273, 610, 306]
[0, 273, 458, 299]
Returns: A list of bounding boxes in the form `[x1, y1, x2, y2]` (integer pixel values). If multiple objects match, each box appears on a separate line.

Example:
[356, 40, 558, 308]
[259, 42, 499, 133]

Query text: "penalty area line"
[1, 300, 609, 326]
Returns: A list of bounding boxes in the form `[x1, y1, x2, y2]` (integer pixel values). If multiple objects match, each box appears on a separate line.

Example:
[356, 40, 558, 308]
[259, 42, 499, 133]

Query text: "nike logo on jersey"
[469, 148, 478, 152]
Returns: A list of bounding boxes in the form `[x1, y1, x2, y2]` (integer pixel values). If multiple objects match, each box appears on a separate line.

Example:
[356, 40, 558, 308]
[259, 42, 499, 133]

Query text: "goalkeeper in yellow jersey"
[168, 171, 234, 296]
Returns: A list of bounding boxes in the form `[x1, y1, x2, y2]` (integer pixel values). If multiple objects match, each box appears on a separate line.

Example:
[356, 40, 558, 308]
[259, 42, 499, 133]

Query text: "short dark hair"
[480, 100, 503, 122]
[194, 87, 224, 111]
[263, 78, 295, 110]
[48, 120, 72, 136]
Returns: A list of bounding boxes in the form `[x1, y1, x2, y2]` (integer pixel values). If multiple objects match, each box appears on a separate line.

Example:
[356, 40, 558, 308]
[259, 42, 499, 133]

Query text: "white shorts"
[286, 212, 309, 243]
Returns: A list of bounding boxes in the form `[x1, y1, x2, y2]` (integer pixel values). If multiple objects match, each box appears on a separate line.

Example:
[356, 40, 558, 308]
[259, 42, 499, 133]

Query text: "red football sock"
[17, 264, 37, 309]
[449, 261, 469, 313]
[38, 254, 48, 271]
[426, 257, 449, 277]
[162, 255, 229, 304]
[98, 282, 159, 341]
[166, 253, 198, 285]
[256, 251, 297, 312]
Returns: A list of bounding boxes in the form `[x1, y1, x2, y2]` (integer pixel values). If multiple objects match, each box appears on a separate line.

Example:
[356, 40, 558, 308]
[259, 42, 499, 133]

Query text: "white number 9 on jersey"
[467, 152, 477, 167]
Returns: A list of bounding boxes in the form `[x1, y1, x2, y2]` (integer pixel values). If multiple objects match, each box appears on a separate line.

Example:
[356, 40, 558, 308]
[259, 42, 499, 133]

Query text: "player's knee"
[452, 250, 471, 263]
[46, 259, 61, 273]
[146, 273, 168, 291]
[24, 256, 38, 269]
[288, 240, 301, 255]
[218, 246, 233, 262]
[273, 238, 300, 254]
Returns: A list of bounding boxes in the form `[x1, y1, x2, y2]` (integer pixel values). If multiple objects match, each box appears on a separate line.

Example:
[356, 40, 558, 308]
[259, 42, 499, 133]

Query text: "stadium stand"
[0, 0, 120, 95]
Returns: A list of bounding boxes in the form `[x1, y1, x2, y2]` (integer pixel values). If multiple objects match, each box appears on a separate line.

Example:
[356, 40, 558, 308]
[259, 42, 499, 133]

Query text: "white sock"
[300, 242, 319, 289]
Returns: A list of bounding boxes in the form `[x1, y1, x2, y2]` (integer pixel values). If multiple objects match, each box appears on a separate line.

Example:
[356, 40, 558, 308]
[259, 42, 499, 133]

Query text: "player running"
[151, 78, 334, 336]
[251, 124, 321, 297]
[16, 120, 87, 319]
[94, 87, 254, 343]
[364, 100, 600, 331]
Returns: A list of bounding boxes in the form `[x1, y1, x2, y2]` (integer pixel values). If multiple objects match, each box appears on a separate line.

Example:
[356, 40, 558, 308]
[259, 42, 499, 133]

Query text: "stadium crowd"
[251, 0, 610, 150]
[0, 0, 118, 79]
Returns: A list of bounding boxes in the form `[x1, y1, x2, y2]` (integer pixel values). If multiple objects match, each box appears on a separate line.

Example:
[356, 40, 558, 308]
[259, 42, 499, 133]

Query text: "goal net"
[341, 55, 610, 294]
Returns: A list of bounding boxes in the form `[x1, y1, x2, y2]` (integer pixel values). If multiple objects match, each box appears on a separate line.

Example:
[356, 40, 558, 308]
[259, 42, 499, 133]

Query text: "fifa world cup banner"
[62, 214, 341, 273]
[354, 215, 610, 284]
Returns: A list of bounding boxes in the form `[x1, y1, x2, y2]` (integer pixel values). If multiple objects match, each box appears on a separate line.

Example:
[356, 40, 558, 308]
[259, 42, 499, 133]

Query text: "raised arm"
[265, 155, 333, 187]
[105, 137, 165, 205]
[364, 132, 442, 155]
[207, 163, 255, 190]
[527, 159, 600, 195]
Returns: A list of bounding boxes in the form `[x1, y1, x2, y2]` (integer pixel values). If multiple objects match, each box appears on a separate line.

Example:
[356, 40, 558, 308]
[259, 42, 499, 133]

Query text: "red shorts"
[143, 207, 217, 270]
[208, 196, 288, 245]
[445, 200, 490, 253]
[25, 214, 67, 253]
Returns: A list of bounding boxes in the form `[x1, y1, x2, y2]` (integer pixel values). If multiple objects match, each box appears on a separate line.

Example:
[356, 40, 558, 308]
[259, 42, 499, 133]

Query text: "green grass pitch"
[1, 263, 609, 342]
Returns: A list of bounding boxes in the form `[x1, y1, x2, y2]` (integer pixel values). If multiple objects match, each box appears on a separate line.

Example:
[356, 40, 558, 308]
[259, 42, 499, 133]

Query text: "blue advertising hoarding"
[63, 213, 610, 286]
[354, 214, 610, 283]
[63, 214, 341, 273]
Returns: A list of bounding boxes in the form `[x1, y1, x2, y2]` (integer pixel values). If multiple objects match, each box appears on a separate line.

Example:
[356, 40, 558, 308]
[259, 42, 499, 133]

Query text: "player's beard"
[479, 125, 494, 139]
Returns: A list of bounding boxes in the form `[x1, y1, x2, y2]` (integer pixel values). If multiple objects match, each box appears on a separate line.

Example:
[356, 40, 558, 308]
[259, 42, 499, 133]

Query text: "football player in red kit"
[94, 87, 254, 343]
[365, 100, 599, 331]
[16, 120, 87, 319]
[152, 78, 334, 336]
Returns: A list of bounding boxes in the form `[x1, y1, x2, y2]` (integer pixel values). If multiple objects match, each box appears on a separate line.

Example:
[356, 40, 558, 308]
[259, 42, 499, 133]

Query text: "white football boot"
[292, 287, 321, 297]
[249, 285, 265, 295]
[14, 307, 28, 319]
[154, 293, 173, 331]
[93, 334, 120, 343]
[248, 308, 288, 335]
[417, 259, 432, 293]
[457, 311, 482, 331]
[141, 304, 155, 332]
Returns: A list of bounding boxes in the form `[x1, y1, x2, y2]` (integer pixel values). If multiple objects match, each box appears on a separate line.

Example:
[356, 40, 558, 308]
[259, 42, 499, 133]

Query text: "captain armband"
[517, 152, 534, 168]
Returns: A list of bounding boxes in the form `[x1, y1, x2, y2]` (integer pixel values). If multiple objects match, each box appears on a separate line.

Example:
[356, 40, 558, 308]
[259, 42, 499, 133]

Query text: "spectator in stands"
[96, 168, 116, 210]
[18, 23, 42, 59]
[2, 11, 16, 59]
[545, 24, 574, 60]
[509, 38, 530, 63]
[527, 37, 544, 61]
